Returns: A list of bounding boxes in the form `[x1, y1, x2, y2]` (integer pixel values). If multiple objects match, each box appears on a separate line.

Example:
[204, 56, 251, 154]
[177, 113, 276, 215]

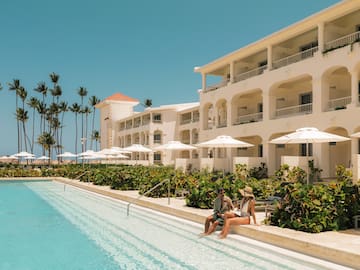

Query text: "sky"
[0, 0, 340, 156]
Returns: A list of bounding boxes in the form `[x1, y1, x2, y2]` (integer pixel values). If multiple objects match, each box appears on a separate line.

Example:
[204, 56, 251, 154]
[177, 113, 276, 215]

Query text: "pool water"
[0, 180, 350, 270]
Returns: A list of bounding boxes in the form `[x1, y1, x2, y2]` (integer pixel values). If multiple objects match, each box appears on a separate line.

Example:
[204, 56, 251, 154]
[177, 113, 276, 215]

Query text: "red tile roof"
[104, 93, 139, 103]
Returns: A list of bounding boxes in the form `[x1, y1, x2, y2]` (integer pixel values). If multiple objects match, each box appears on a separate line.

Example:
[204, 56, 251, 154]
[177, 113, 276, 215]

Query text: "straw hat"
[239, 186, 254, 198]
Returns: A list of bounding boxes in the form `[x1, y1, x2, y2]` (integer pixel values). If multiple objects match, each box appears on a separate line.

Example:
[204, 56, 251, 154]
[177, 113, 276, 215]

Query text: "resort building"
[98, 0, 360, 181]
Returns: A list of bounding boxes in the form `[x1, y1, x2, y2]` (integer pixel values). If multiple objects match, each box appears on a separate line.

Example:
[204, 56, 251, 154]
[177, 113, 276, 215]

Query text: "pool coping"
[3, 177, 359, 269]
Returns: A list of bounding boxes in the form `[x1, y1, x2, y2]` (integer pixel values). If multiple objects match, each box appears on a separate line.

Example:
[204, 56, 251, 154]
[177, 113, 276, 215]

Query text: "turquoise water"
[0, 181, 119, 270]
[0, 180, 348, 270]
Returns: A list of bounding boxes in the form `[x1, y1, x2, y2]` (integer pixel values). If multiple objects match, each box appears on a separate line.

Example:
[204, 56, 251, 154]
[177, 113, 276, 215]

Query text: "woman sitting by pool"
[218, 186, 258, 239]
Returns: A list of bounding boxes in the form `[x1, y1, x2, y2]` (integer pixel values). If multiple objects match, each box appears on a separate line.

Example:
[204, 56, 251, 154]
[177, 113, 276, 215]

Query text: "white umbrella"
[154, 141, 197, 151]
[123, 144, 153, 153]
[78, 150, 96, 157]
[270, 127, 350, 184]
[57, 152, 77, 158]
[154, 141, 197, 166]
[197, 135, 254, 172]
[197, 135, 254, 148]
[37, 156, 50, 160]
[123, 144, 152, 162]
[13, 151, 35, 157]
[111, 146, 131, 154]
[351, 132, 360, 138]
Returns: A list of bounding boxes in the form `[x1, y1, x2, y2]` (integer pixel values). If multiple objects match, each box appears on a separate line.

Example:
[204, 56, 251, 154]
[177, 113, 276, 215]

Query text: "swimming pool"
[0, 180, 351, 270]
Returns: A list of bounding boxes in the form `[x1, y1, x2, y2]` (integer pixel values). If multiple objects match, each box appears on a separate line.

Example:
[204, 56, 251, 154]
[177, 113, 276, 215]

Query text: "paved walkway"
[51, 177, 360, 269]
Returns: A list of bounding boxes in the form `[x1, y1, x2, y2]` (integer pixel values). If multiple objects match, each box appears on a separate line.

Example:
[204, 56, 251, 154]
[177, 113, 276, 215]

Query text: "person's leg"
[205, 220, 220, 235]
[203, 215, 214, 234]
[218, 217, 250, 239]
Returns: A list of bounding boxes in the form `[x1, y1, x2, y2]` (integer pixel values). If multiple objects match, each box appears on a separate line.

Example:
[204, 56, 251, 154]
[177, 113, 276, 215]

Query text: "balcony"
[204, 80, 228, 93]
[217, 121, 227, 128]
[180, 118, 192, 125]
[325, 31, 360, 52]
[234, 112, 263, 125]
[272, 47, 318, 70]
[275, 103, 312, 118]
[234, 65, 267, 83]
[328, 96, 351, 111]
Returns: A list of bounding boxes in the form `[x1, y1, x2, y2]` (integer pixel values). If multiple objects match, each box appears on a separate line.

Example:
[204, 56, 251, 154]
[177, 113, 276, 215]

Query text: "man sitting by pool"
[200, 187, 234, 236]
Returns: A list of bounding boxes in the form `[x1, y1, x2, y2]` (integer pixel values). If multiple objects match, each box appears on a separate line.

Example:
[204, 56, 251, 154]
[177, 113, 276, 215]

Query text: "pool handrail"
[126, 178, 170, 216]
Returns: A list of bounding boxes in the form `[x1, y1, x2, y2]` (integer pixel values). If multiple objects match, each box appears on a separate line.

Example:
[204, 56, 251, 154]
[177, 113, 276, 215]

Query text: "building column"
[312, 76, 323, 114]
[262, 89, 271, 121]
[226, 98, 231, 127]
[202, 73, 207, 91]
[230, 61, 235, 83]
[318, 22, 325, 53]
[350, 71, 359, 107]
[267, 45, 273, 70]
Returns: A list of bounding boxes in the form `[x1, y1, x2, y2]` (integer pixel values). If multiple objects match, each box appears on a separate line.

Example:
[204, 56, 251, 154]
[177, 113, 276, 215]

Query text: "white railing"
[328, 96, 351, 111]
[325, 31, 360, 51]
[217, 121, 227, 128]
[142, 119, 150, 126]
[204, 80, 228, 93]
[234, 65, 267, 83]
[234, 112, 263, 125]
[180, 118, 192, 125]
[275, 103, 312, 118]
[273, 47, 318, 69]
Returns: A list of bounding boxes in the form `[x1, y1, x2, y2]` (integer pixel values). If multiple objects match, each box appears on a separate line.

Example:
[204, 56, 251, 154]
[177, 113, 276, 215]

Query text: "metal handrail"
[126, 178, 170, 216]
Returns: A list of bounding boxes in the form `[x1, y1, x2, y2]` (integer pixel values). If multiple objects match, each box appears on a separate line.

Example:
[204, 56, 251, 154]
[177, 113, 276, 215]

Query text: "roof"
[104, 93, 139, 103]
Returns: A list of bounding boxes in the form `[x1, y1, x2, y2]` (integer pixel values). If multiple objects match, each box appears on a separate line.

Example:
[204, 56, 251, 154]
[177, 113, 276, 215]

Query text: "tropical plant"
[91, 130, 100, 151]
[77, 86, 88, 152]
[69, 102, 81, 156]
[89, 95, 100, 150]
[8, 79, 21, 153]
[37, 132, 55, 165]
[27, 97, 40, 153]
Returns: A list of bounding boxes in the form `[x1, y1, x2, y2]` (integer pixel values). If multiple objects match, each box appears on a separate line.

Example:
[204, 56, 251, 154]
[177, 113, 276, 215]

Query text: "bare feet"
[218, 234, 226, 239]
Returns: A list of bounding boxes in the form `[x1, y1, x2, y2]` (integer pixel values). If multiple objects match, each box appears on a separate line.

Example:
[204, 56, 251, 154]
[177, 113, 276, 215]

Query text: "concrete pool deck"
[49, 177, 360, 270]
[2, 177, 359, 269]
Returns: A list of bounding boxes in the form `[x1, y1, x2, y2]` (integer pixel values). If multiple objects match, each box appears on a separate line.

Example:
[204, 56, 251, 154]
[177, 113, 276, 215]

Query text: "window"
[153, 113, 162, 123]
[153, 133, 161, 144]
[300, 143, 312, 156]
[258, 103, 263, 113]
[154, 152, 162, 163]
[258, 144, 263, 157]
[300, 93, 312, 113]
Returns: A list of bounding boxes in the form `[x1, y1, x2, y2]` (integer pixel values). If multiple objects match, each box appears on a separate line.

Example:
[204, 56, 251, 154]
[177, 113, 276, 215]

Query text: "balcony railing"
[204, 80, 228, 93]
[234, 112, 263, 125]
[142, 119, 150, 126]
[275, 103, 312, 118]
[217, 121, 227, 128]
[272, 47, 318, 70]
[180, 118, 192, 125]
[133, 121, 141, 128]
[328, 96, 351, 111]
[234, 65, 267, 83]
[325, 31, 360, 52]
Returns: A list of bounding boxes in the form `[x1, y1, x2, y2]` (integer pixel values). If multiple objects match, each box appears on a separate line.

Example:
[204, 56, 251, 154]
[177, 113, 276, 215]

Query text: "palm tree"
[34, 82, 48, 133]
[69, 102, 81, 156]
[58, 101, 68, 156]
[36, 101, 47, 153]
[82, 106, 92, 151]
[143, 98, 152, 108]
[27, 97, 40, 153]
[0, 83, 2, 90]
[77, 87, 88, 151]
[51, 85, 62, 104]
[89, 95, 100, 150]
[91, 130, 100, 151]
[15, 108, 29, 152]
[37, 132, 55, 165]
[8, 79, 21, 153]
[18, 86, 28, 151]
